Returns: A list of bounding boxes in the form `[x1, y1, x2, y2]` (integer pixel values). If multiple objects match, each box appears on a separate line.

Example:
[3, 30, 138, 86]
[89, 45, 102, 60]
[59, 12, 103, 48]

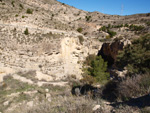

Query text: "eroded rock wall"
[0, 24, 102, 80]
[98, 41, 124, 67]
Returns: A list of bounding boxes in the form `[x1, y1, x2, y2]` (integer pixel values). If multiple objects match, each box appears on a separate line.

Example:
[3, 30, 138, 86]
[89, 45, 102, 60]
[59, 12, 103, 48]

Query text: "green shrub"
[78, 35, 84, 45]
[19, 4, 23, 9]
[99, 26, 116, 38]
[84, 55, 109, 85]
[116, 34, 150, 75]
[107, 30, 116, 38]
[107, 24, 111, 29]
[89, 56, 109, 84]
[129, 24, 144, 31]
[85, 16, 91, 21]
[146, 21, 150, 26]
[11, 1, 15, 7]
[26, 8, 33, 14]
[113, 24, 123, 28]
[105, 35, 111, 39]
[24, 28, 29, 35]
[77, 27, 83, 33]
[124, 24, 129, 27]
[99, 26, 107, 32]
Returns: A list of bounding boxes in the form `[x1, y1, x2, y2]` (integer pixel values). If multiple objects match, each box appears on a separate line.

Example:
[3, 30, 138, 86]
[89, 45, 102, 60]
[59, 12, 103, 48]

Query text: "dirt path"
[0, 22, 84, 37]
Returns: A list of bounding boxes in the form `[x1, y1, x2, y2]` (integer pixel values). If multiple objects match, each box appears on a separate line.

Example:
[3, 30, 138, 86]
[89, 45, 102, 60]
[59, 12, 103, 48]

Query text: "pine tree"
[89, 56, 109, 84]
[116, 34, 150, 75]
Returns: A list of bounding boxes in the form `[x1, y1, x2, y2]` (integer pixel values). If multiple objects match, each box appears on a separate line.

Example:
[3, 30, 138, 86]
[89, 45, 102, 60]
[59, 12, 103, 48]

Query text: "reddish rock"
[98, 41, 124, 67]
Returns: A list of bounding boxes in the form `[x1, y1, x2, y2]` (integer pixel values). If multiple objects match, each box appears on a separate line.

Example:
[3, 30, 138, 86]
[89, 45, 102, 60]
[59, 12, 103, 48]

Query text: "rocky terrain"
[0, 0, 150, 112]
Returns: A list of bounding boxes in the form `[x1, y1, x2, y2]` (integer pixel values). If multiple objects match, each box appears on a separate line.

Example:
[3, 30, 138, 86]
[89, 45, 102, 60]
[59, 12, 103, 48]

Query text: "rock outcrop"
[98, 41, 124, 67]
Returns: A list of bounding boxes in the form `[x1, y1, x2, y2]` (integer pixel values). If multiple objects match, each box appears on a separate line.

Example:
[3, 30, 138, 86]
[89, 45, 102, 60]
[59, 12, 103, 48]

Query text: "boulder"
[93, 105, 100, 111]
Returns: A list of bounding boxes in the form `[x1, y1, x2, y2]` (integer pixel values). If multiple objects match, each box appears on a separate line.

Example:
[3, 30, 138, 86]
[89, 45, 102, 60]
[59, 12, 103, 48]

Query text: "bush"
[102, 73, 150, 101]
[78, 35, 84, 45]
[99, 26, 116, 38]
[129, 24, 144, 31]
[146, 13, 150, 16]
[124, 24, 129, 27]
[99, 26, 107, 32]
[146, 21, 150, 26]
[26, 8, 33, 14]
[107, 24, 111, 29]
[107, 30, 116, 38]
[11, 1, 15, 7]
[116, 34, 150, 75]
[85, 55, 109, 84]
[84, 54, 96, 65]
[105, 35, 111, 39]
[117, 73, 150, 100]
[19, 4, 23, 9]
[77, 27, 83, 33]
[113, 24, 123, 28]
[24, 28, 29, 35]
[80, 75, 96, 84]
[85, 16, 91, 21]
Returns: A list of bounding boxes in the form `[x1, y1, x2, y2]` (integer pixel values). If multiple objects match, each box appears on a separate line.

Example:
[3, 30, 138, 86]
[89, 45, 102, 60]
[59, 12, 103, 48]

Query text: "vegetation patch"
[78, 35, 84, 45]
[19, 4, 23, 9]
[85, 16, 92, 21]
[77, 27, 83, 33]
[24, 28, 29, 35]
[83, 55, 109, 85]
[26, 8, 33, 14]
[117, 73, 150, 100]
[99, 25, 117, 38]
[116, 34, 150, 75]
[11, 1, 15, 7]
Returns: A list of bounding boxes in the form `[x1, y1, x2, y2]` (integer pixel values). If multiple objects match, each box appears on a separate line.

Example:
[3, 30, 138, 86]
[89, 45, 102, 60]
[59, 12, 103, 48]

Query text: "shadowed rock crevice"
[98, 41, 124, 67]
[109, 94, 150, 108]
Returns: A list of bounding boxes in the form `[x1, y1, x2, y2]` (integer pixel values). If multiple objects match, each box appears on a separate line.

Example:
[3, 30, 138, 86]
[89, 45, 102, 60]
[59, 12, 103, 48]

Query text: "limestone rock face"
[0, 24, 102, 80]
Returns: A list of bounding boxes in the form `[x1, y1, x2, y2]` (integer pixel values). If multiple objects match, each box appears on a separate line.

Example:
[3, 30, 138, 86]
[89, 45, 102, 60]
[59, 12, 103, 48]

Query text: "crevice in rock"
[98, 41, 124, 68]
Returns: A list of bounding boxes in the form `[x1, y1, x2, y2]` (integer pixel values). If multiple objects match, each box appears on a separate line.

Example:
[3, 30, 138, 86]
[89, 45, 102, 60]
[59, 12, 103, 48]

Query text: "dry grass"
[117, 73, 150, 100]
[13, 96, 95, 113]
[113, 104, 140, 113]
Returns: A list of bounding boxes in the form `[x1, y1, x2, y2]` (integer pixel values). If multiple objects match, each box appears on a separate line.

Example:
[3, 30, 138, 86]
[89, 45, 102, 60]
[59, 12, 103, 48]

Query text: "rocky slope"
[0, 0, 103, 81]
[0, 0, 150, 80]
[0, 0, 150, 112]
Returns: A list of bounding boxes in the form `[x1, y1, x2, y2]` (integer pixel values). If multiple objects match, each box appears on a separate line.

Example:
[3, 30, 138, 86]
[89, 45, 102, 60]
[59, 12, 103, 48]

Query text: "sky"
[57, 0, 150, 15]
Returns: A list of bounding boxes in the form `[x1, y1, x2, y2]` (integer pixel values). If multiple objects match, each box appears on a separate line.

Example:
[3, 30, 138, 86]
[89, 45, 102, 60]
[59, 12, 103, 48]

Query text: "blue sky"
[57, 0, 150, 15]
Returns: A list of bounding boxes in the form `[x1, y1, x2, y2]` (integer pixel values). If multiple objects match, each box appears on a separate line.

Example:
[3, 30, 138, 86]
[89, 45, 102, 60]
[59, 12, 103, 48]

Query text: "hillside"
[0, 0, 150, 112]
